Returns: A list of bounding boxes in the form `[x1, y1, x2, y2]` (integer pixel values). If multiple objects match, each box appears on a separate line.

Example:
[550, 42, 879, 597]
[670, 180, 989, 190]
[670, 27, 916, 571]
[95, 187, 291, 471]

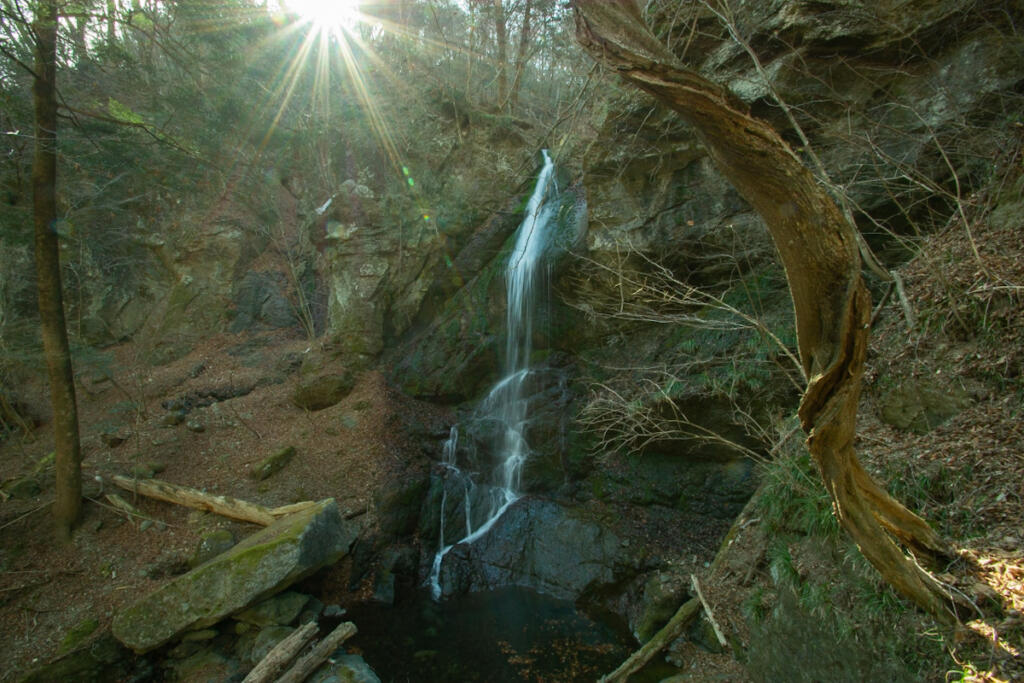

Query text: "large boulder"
[112, 499, 357, 653]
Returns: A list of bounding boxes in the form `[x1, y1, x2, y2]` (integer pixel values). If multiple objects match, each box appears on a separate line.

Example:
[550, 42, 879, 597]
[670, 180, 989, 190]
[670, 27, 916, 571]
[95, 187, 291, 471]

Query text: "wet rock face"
[389, 183, 586, 404]
[111, 499, 357, 653]
[436, 498, 623, 600]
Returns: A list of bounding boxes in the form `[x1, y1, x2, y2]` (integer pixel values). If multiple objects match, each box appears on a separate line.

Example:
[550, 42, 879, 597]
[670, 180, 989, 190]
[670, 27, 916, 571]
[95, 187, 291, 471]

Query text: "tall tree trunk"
[106, 0, 117, 44]
[492, 0, 508, 111]
[506, 0, 532, 113]
[571, 0, 958, 623]
[33, 0, 83, 541]
[71, 16, 89, 63]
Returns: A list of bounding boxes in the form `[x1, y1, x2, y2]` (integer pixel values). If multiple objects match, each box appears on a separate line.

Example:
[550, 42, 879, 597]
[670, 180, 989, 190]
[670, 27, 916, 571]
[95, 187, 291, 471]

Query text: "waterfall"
[429, 150, 558, 600]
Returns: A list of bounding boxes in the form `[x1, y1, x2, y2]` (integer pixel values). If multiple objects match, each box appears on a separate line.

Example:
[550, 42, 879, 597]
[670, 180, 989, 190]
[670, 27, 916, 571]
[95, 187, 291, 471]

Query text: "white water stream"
[429, 150, 558, 599]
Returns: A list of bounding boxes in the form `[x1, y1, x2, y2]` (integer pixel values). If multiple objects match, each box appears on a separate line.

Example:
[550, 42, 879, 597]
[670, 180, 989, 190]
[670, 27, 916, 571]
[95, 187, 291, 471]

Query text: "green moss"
[58, 618, 99, 655]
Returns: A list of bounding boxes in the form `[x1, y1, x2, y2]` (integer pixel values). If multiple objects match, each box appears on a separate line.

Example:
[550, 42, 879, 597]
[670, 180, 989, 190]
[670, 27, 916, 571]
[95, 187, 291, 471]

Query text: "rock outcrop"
[436, 498, 623, 600]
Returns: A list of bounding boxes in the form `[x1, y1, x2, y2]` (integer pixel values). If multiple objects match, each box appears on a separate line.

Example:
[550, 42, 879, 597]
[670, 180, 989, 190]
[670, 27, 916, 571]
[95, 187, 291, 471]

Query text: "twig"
[0, 502, 50, 532]
[892, 271, 917, 331]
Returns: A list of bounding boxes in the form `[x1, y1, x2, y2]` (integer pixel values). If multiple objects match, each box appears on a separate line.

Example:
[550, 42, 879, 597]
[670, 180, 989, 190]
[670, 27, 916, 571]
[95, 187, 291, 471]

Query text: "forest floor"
[671, 207, 1024, 682]
[0, 331, 452, 681]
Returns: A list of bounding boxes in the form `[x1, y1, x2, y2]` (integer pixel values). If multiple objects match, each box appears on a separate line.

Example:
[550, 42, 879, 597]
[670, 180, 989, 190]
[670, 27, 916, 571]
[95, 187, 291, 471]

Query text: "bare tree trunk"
[71, 16, 89, 62]
[506, 0, 532, 113]
[492, 0, 508, 111]
[106, 0, 117, 44]
[32, 0, 83, 541]
[571, 0, 957, 623]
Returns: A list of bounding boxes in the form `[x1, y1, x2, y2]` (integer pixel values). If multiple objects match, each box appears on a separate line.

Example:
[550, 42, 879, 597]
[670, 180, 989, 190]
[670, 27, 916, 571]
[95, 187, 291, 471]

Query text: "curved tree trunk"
[33, 1, 83, 540]
[571, 0, 957, 623]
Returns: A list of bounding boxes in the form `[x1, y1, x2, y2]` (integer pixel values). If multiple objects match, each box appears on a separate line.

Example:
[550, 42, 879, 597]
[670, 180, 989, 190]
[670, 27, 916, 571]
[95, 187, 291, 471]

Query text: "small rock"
[234, 591, 310, 627]
[251, 446, 297, 481]
[130, 464, 156, 479]
[101, 428, 132, 448]
[322, 604, 347, 619]
[180, 628, 218, 642]
[161, 411, 186, 427]
[310, 653, 381, 683]
[140, 520, 154, 532]
[299, 597, 325, 624]
[2, 477, 42, 499]
[185, 419, 205, 433]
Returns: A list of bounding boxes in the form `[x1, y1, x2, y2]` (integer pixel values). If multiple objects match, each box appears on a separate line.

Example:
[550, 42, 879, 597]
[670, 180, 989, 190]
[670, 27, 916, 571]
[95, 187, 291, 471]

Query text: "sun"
[282, 0, 361, 29]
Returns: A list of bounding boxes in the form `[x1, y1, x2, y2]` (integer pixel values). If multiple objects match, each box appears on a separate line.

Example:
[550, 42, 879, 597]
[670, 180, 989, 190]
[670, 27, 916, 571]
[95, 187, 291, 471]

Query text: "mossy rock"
[292, 373, 356, 411]
[234, 590, 310, 626]
[878, 377, 971, 433]
[112, 499, 356, 653]
[58, 618, 100, 655]
[18, 632, 134, 683]
[251, 446, 297, 480]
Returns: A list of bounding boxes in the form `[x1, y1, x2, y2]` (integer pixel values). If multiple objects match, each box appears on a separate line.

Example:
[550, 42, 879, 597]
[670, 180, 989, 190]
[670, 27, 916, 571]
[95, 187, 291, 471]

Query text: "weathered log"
[104, 493, 143, 519]
[276, 621, 358, 683]
[241, 621, 317, 683]
[600, 598, 699, 683]
[111, 475, 313, 526]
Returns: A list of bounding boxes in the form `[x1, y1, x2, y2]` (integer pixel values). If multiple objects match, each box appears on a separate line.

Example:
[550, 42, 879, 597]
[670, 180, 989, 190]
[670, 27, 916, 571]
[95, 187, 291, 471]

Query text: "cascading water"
[429, 150, 558, 600]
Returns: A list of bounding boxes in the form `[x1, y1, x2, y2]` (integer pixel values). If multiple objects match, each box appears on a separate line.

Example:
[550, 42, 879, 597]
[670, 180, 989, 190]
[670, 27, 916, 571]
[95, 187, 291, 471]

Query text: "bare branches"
[567, 242, 805, 384]
[578, 369, 769, 462]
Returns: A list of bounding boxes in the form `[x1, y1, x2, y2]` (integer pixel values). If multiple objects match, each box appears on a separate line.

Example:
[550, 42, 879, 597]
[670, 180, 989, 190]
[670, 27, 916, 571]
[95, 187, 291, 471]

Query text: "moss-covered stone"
[234, 590, 309, 626]
[878, 377, 971, 433]
[58, 618, 100, 655]
[112, 499, 356, 653]
[251, 446, 297, 480]
[2, 476, 41, 499]
[18, 633, 133, 683]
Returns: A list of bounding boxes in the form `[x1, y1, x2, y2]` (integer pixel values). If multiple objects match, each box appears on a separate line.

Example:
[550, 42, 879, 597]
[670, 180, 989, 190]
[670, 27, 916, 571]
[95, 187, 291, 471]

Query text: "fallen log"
[599, 598, 699, 683]
[242, 621, 318, 683]
[276, 621, 358, 683]
[111, 475, 314, 526]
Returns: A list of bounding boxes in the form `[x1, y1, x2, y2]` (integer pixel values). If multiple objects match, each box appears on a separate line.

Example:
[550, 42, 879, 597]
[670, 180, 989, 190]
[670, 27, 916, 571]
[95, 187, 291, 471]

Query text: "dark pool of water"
[344, 587, 639, 683]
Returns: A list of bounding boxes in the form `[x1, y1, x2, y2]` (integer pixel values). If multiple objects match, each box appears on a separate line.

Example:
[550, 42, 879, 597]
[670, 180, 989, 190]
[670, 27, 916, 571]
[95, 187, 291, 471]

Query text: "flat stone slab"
[112, 499, 356, 653]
